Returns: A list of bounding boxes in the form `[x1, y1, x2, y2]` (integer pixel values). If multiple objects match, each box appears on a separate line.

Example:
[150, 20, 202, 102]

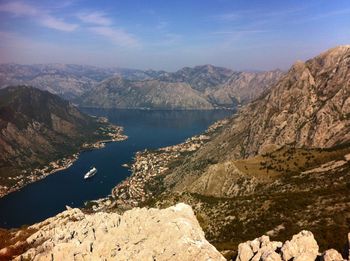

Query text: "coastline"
[89, 118, 230, 212]
[0, 124, 128, 199]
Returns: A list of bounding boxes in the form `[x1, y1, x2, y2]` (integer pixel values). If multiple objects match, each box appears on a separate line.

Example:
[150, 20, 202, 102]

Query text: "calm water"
[0, 109, 233, 228]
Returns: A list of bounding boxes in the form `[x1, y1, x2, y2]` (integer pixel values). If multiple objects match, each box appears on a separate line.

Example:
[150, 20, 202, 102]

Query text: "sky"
[0, 0, 349, 71]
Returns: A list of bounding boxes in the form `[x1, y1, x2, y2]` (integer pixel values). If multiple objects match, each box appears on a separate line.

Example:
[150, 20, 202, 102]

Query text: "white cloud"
[40, 15, 78, 32]
[78, 11, 140, 48]
[0, 1, 78, 32]
[77, 11, 112, 26]
[89, 26, 140, 47]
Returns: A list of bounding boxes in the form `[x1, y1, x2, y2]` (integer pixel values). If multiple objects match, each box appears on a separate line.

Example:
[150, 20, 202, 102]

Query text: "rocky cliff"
[0, 204, 225, 261]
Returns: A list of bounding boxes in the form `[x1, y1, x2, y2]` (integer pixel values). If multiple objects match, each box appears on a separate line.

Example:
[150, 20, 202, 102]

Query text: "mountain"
[79, 77, 214, 109]
[208, 70, 285, 106]
[79, 65, 284, 109]
[158, 64, 234, 92]
[0, 64, 149, 100]
[104, 46, 350, 256]
[0, 86, 125, 197]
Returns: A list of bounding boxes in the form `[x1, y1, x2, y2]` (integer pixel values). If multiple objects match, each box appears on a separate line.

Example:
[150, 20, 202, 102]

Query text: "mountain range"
[0, 63, 284, 109]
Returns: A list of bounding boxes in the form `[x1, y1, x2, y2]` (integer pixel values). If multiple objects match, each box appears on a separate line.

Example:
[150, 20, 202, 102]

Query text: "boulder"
[236, 235, 282, 261]
[237, 243, 254, 261]
[322, 249, 343, 261]
[281, 230, 319, 261]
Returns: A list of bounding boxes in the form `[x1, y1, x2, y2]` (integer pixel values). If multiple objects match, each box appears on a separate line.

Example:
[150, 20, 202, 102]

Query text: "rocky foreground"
[236, 230, 349, 261]
[0, 204, 224, 261]
[1, 204, 350, 261]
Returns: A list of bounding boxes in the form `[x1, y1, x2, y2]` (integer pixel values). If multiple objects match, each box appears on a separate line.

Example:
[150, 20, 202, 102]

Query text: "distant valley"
[0, 64, 284, 110]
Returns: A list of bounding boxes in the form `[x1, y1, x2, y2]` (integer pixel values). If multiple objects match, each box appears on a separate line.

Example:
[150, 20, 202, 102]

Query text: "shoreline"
[0, 125, 128, 199]
[89, 118, 230, 211]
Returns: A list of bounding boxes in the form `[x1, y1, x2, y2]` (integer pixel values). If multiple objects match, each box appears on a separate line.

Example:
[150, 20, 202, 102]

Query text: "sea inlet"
[0, 109, 233, 228]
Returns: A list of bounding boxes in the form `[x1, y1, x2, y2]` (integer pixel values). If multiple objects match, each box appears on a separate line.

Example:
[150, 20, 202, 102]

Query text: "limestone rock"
[236, 235, 282, 261]
[281, 230, 319, 261]
[322, 249, 343, 261]
[237, 242, 254, 261]
[13, 203, 225, 261]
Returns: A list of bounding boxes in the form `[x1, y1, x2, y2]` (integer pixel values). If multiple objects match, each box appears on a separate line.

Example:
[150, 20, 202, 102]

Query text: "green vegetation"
[234, 145, 350, 180]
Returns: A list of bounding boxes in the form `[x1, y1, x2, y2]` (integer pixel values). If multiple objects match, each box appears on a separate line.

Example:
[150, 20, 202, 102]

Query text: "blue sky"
[0, 0, 349, 71]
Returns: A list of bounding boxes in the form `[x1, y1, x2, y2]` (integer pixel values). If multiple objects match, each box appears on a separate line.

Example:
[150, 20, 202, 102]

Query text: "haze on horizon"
[0, 0, 349, 72]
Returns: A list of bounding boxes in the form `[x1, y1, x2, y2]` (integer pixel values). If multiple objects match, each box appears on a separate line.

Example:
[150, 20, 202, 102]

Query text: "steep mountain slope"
[197, 46, 349, 162]
[0, 86, 125, 197]
[79, 77, 214, 109]
[208, 70, 285, 106]
[103, 46, 350, 256]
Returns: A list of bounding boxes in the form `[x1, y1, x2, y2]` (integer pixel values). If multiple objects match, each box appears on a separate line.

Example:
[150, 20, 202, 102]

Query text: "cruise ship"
[84, 167, 97, 179]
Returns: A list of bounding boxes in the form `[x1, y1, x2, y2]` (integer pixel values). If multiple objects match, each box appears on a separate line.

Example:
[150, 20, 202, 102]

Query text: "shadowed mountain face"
[0, 86, 123, 193]
[106, 46, 350, 255]
[0, 63, 284, 109]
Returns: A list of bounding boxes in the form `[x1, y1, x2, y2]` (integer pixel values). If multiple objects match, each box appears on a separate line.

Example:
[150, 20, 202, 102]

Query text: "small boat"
[84, 167, 97, 179]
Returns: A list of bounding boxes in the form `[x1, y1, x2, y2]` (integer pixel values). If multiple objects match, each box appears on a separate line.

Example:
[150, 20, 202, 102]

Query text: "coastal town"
[0, 154, 79, 198]
[82, 124, 127, 150]
[106, 118, 230, 210]
[0, 121, 127, 199]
